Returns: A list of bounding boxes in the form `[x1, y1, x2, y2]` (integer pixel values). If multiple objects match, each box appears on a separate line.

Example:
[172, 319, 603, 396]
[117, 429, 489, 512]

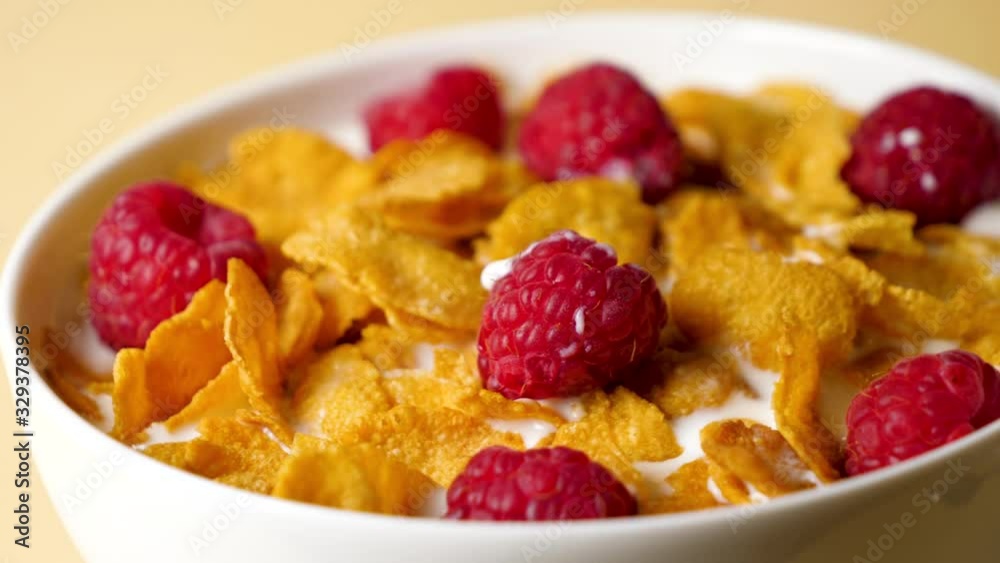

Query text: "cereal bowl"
[4, 12, 1000, 563]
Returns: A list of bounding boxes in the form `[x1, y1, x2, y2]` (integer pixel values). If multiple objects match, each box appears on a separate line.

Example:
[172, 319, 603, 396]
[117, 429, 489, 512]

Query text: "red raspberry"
[845, 350, 1000, 475]
[517, 63, 684, 204]
[88, 181, 267, 349]
[477, 230, 666, 399]
[842, 86, 1000, 224]
[363, 66, 504, 151]
[445, 446, 637, 520]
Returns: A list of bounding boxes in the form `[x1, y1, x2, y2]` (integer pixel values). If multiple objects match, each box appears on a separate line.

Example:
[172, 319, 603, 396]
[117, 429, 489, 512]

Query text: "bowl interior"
[4, 11, 1000, 544]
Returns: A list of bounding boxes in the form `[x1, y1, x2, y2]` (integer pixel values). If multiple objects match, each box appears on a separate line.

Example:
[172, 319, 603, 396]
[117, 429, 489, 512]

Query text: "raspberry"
[845, 350, 1000, 475]
[517, 63, 684, 204]
[841, 86, 1000, 224]
[477, 230, 666, 399]
[445, 446, 637, 520]
[88, 181, 267, 349]
[363, 66, 504, 151]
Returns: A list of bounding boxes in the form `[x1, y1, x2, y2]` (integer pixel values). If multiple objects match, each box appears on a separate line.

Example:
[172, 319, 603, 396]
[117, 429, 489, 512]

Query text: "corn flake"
[659, 189, 790, 273]
[639, 459, 721, 514]
[363, 132, 534, 240]
[477, 178, 656, 265]
[163, 360, 249, 431]
[541, 388, 680, 488]
[772, 336, 843, 483]
[282, 208, 485, 333]
[336, 405, 523, 487]
[291, 344, 391, 440]
[224, 259, 287, 437]
[111, 281, 230, 442]
[274, 268, 323, 368]
[273, 435, 435, 515]
[701, 419, 815, 503]
[670, 249, 858, 371]
[644, 349, 754, 418]
[311, 269, 375, 348]
[183, 128, 374, 253]
[185, 416, 289, 494]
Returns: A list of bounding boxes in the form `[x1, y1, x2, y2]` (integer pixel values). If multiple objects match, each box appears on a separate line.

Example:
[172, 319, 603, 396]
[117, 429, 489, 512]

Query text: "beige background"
[0, 0, 997, 561]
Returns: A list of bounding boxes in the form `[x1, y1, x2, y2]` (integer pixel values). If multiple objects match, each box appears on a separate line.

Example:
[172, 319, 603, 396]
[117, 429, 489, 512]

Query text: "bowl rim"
[3, 10, 999, 536]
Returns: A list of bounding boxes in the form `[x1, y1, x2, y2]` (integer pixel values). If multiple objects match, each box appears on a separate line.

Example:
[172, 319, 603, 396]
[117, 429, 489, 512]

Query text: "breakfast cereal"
[40, 61, 1000, 521]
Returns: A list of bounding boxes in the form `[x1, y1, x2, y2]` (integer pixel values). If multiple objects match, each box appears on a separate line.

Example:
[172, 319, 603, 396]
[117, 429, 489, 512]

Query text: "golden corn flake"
[662, 89, 781, 172]
[141, 442, 190, 469]
[363, 132, 534, 240]
[792, 237, 887, 306]
[224, 259, 285, 431]
[282, 208, 485, 333]
[744, 84, 861, 225]
[862, 285, 949, 339]
[457, 390, 565, 426]
[541, 388, 680, 488]
[835, 344, 904, 389]
[644, 349, 754, 418]
[185, 416, 289, 494]
[866, 236, 1000, 305]
[311, 269, 374, 348]
[920, 224, 1000, 273]
[430, 347, 481, 389]
[274, 268, 323, 368]
[183, 128, 373, 251]
[640, 459, 721, 514]
[111, 281, 230, 442]
[382, 365, 564, 425]
[163, 360, 249, 431]
[38, 342, 106, 426]
[383, 308, 474, 344]
[273, 435, 435, 515]
[477, 178, 656, 266]
[85, 380, 114, 396]
[336, 405, 523, 487]
[291, 345, 391, 440]
[659, 189, 790, 273]
[369, 131, 494, 199]
[951, 300, 1000, 365]
[382, 371, 472, 412]
[110, 349, 155, 442]
[802, 207, 921, 255]
[356, 324, 422, 371]
[701, 419, 815, 503]
[670, 249, 857, 371]
[772, 336, 843, 483]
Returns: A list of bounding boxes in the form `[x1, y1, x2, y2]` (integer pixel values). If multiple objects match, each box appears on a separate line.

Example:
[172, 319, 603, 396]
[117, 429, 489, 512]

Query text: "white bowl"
[4, 12, 1000, 563]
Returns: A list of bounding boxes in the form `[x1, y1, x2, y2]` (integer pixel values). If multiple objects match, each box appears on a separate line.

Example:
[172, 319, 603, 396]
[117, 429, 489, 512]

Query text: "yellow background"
[0, 0, 996, 561]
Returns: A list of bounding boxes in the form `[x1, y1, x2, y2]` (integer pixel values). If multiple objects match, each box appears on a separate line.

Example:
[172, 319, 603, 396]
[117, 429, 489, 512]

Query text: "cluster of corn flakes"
[42, 82, 1000, 519]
